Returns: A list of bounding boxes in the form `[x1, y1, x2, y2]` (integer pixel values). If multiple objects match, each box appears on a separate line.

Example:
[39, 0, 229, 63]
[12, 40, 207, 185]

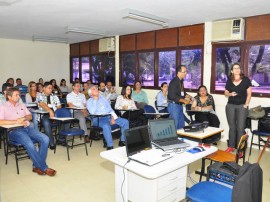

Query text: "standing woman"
[224, 63, 252, 152]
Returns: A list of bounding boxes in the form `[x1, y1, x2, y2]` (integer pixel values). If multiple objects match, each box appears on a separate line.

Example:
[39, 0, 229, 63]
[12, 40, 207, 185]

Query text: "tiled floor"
[0, 139, 269, 202]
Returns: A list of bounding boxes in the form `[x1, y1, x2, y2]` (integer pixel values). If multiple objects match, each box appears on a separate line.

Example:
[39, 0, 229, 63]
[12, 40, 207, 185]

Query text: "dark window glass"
[90, 55, 103, 84]
[158, 51, 176, 86]
[104, 56, 115, 85]
[121, 53, 135, 85]
[248, 44, 270, 94]
[215, 46, 241, 91]
[81, 57, 90, 82]
[138, 52, 154, 87]
[181, 49, 203, 90]
[72, 57, 79, 82]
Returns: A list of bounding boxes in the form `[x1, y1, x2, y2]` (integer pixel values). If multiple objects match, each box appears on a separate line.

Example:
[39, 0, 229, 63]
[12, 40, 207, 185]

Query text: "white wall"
[115, 24, 269, 143]
[0, 38, 69, 87]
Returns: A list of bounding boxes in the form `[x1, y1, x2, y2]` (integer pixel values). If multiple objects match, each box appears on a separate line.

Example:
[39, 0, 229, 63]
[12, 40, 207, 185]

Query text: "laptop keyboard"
[158, 139, 183, 146]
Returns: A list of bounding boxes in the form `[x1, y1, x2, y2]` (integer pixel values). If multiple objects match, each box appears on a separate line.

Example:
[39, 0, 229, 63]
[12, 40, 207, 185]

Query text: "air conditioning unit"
[99, 37, 115, 52]
[211, 18, 245, 41]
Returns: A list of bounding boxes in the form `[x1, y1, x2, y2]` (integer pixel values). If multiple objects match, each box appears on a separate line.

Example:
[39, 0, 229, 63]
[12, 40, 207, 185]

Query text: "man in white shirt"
[66, 82, 90, 142]
[99, 81, 117, 101]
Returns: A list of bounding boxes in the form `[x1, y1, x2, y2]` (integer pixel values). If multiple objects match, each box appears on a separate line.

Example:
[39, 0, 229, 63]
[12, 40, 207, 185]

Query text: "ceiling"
[0, 0, 269, 44]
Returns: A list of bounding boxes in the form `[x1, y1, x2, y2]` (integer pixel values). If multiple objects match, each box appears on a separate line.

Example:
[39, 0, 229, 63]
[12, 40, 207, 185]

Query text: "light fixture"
[32, 36, 68, 44]
[66, 26, 105, 36]
[122, 8, 169, 28]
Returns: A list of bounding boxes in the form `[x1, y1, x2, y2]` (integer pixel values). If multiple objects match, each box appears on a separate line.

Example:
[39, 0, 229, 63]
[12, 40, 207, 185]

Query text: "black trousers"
[195, 112, 220, 128]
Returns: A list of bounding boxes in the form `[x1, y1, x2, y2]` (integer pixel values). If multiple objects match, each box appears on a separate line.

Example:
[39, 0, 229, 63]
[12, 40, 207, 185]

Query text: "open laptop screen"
[149, 119, 177, 141]
[124, 125, 151, 156]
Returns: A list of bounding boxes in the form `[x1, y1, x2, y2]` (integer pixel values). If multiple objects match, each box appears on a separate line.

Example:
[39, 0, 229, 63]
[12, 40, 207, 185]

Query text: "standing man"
[66, 82, 90, 143]
[168, 65, 192, 129]
[86, 85, 129, 150]
[0, 88, 56, 176]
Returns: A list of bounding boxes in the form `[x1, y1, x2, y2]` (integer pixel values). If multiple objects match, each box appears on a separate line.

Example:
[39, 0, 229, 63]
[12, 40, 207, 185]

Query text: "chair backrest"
[55, 108, 72, 118]
[236, 134, 249, 163]
[144, 105, 156, 119]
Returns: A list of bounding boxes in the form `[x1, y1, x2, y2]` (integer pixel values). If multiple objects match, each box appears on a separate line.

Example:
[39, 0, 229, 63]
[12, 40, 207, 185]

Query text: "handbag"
[248, 105, 265, 119]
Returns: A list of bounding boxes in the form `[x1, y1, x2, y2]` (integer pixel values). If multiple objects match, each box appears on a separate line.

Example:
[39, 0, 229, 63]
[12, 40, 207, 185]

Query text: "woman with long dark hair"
[115, 85, 147, 126]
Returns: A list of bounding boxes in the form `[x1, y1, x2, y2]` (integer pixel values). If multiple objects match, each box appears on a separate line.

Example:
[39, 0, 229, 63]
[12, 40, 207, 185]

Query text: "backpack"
[258, 107, 270, 133]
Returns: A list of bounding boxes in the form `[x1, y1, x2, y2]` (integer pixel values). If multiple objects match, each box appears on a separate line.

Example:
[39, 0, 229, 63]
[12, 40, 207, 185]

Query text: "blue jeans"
[41, 115, 55, 146]
[93, 116, 129, 147]
[168, 103, 184, 129]
[9, 126, 49, 172]
[31, 111, 39, 130]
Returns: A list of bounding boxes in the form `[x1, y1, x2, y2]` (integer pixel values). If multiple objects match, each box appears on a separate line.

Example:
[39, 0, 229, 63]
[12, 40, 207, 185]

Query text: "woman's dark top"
[225, 76, 251, 105]
[194, 94, 215, 108]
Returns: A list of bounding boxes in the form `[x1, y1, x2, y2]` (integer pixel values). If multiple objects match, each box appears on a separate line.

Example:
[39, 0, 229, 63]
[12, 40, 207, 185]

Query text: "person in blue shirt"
[86, 85, 129, 150]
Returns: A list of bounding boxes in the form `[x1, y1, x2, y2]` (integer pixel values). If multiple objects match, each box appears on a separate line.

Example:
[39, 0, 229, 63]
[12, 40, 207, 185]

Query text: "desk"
[31, 109, 49, 130]
[65, 107, 86, 118]
[177, 127, 224, 143]
[0, 124, 24, 156]
[100, 140, 217, 202]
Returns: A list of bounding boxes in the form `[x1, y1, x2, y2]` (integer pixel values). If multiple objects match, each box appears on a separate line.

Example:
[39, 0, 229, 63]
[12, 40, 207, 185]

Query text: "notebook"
[148, 118, 190, 151]
[124, 125, 172, 166]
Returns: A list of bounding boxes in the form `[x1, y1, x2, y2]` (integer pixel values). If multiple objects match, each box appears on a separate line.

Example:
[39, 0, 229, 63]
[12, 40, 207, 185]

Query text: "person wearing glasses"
[168, 65, 192, 129]
[224, 63, 252, 153]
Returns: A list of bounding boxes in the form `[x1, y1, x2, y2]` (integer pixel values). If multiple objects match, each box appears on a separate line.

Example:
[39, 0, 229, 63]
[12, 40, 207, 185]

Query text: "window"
[158, 50, 176, 86]
[248, 44, 270, 95]
[121, 53, 136, 85]
[71, 57, 79, 82]
[138, 52, 155, 87]
[81, 57, 90, 82]
[211, 44, 242, 92]
[180, 48, 203, 91]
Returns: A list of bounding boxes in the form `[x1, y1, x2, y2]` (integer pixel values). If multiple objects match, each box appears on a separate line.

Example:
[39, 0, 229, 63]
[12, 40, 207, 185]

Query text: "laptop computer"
[148, 118, 190, 151]
[124, 125, 172, 166]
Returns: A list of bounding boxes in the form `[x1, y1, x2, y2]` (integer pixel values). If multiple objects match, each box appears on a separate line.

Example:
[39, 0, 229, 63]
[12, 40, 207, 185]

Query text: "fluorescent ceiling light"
[32, 36, 68, 44]
[66, 26, 105, 36]
[122, 8, 169, 27]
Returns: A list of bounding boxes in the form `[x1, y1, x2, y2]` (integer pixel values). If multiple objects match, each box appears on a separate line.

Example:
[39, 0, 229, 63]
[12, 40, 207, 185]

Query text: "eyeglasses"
[181, 71, 187, 74]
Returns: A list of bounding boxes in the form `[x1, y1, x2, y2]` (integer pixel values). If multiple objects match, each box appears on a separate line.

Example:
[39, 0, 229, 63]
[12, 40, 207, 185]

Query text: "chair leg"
[90, 139, 93, 147]
[199, 158, 206, 182]
[258, 135, 261, 150]
[66, 137, 70, 161]
[249, 132, 255, 156]
[5, 144, 9, 165]
[71, 136, 75, 149]
[84, 137, 88, 156]
[257, 136, 270, 163]
[15, 147, 19, 174]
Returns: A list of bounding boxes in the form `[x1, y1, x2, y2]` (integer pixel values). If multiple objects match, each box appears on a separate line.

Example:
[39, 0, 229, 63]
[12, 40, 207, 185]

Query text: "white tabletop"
[177, 126, 224, 139]
[31, 109, 49, 114]
[49, 117, 75, 121]
[0, 123, 24, 129]
[143, 113, 169, 115]
[100, 140, 217, 179]
[65, 107, 86, 110]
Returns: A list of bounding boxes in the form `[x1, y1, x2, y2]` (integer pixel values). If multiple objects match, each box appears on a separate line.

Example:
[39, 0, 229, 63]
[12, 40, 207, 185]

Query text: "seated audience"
[191, 85, 220, 127]
[38, 78, 44, 85]
[86, 85, 129, 150]
[82, 82, 90, 100]
[50, 79, 62, 97]
[6, 78, 14, 87]
[39, 82, 64, 149]
[99, 81, 116, 101]
[25, 81, 41, 130]
[15, 78, 27, 89]
[0, 83, 23, 105]
[115, 85, 148, 126]
[37, 83, 44, 93]
[156, 82, 168, 113]
[59, 79, 70, 93]
[86, 80, 93, 88]
[0, 87, 56, 176]
[66, 82, 90, 142]
[131, 81, 149, 109]
[105, 81, 118, 101]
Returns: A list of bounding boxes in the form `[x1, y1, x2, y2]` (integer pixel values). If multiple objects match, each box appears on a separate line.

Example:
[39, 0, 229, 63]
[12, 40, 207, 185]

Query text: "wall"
[0, 38, 69, 87]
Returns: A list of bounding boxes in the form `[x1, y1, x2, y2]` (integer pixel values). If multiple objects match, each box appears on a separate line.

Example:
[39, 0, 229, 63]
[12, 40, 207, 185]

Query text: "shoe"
[107, 146, 114, 150]
[32, 167, 45, 175]
[85, 135, 90, 143]
[118, 141, 125, 147]
[225, 147, 235, 153]
[44, 168, 57, 176]
[49, 144, 56, 150]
